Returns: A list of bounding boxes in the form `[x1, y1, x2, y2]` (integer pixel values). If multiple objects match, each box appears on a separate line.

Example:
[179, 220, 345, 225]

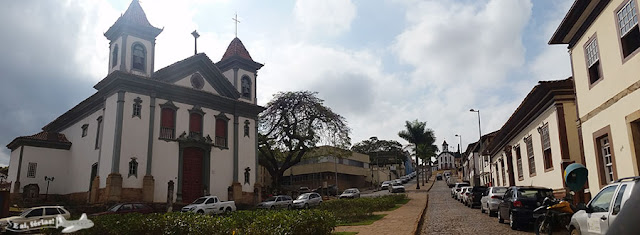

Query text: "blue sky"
[0, 0, 574, 165]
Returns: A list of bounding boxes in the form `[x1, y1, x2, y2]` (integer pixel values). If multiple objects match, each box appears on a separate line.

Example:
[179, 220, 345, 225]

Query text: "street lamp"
[470, 109, 484, 186]
[44, 176, 55, 201]
[455, 134, 462, 170]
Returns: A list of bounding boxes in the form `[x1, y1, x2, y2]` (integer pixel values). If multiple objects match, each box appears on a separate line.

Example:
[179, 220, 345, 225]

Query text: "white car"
[568, 176, 639, 235]
[458, 186, 471, 202]
[293, 192, 323, 209]
[381, 181, 392, 190]
[339, 188, 361, 199]
[181, 196, 236, 214]
[0, 206, 71, 232]
[389, 182, 406, 193]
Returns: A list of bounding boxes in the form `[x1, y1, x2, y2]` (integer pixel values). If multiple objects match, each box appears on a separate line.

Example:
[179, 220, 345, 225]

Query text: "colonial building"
[436, 141, 456, 170]
[487, 78, 586, 200]
[550, 0, 640, 193]
[6, 0, 263, 205]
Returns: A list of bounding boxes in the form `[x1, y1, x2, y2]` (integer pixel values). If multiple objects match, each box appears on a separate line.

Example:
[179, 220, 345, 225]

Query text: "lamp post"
[470, 109, 483, 186]
[44, 176, 54, 201]
[455, 134, 462, 171]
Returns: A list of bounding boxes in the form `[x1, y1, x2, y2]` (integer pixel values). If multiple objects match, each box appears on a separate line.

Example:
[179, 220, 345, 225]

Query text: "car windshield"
[108, 204, 122, 212]
[192, 198, 207, 204]
[19, 209, 32, 217]
[343, 190, 355, 194]
[517, 189, 553, 199]
[297, 194, 309, 200]
[493, 187, 507, 194]
[264, 196, 277, 202]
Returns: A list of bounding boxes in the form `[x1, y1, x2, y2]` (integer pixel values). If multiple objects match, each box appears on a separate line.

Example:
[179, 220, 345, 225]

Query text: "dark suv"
[465, 186, 488, 208]
[497, 186, 553, 230]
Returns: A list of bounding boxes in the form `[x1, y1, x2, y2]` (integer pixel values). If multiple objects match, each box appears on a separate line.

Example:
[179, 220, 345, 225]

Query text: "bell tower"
[442, 140, 449, 153]
[104, 0, 162, 77]
[217, 37, 264, 104]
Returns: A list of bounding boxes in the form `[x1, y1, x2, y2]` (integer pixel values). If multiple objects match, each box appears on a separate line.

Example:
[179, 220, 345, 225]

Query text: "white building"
[6, 0, 263, 205]
[436, 141, 455, 170]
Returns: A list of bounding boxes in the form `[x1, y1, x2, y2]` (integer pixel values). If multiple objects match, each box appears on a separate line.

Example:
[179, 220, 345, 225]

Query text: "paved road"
[421, 180, 533, 235]
[361, 178, 422, 197]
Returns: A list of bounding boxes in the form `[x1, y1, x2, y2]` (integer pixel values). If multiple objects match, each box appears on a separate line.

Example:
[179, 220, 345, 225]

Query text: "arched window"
[112, 45, 118, 68]
[132, 43, 146, 71]
[241, 76, 251, 98]
[128, 158, 138, 178]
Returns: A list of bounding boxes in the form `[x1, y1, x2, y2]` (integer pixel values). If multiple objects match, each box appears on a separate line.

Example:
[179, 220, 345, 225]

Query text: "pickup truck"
[180, 196, 236, 215]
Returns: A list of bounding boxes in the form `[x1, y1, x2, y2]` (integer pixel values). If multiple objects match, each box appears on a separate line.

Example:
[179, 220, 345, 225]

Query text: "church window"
[128, 158, 138, 178]
[81, 124, 89, 137]
[27, 162, 37, 178]
[188, 106, 205, 137]
[244, 120, 250, 137]
[95, 116, 103, 149]
[112, 45, 118, 68]
[159, 101, 178, 140]
[132, 97, 142, 118]
[241, 76, 251, 99]
[132, 43, 146, 71]
[215, 113, 229, 148]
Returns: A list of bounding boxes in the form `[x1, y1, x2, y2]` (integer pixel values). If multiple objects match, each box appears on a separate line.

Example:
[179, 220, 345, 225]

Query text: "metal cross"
[232, 13, 240, 37]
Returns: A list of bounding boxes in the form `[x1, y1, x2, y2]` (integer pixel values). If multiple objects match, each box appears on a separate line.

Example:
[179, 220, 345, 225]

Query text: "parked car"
[381, 181, 392, 190]
[443, 171, 451, 178]
[459, 186, 471, 203]
[181, 196, 236, 214]
[466, 186, 488, 208]
[389, 182, 406, 193]
[293, 192, 323, 209]
[451, 182, 470, 199]
[91, 203, 154, 216]
[436, 173, 443, 180]
[568, 176, 640, 235]
[256, 195, 293, 209]
[480, 187, 507, 216]
[0, 206, 71, 232]
[299, 187, 311, 193]
[339, 188, 361, 199]
[497, 186, 553, 230]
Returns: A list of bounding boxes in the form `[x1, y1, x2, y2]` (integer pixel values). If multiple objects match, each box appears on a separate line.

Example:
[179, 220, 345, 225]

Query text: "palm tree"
[398, 120, 436, 189]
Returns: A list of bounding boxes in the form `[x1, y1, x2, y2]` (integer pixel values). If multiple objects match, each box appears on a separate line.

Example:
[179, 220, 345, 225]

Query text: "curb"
[411, 177, 436, 235]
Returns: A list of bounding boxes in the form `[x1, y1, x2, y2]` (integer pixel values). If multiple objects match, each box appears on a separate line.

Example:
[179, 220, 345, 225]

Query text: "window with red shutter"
[189, 113, 202, 135]
[160, 108, 175, 139]
[215, 119, 227, 147]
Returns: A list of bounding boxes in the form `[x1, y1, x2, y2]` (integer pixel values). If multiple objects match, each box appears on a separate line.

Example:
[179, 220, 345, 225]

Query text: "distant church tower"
[217, 38, 264, 104]
[104, 0, 163, 77]
[442, 140, 449, 153]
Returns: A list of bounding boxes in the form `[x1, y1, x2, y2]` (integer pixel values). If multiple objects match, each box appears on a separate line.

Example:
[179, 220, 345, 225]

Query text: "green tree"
[351, 137, 406, 165]
[258, 91, 351, 189]
[398, 120, 436, 189]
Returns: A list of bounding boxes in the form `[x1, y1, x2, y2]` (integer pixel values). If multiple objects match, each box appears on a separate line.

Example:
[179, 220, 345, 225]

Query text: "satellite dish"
[564, 163, 588, 192]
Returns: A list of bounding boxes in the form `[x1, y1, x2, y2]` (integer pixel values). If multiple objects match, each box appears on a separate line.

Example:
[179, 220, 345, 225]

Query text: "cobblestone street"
[421, 180, 533, 235]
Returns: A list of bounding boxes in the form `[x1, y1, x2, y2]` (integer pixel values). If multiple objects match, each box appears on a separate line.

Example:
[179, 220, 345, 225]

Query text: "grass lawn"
[332, 232, 358, 235]
[337, 214, 387, 226]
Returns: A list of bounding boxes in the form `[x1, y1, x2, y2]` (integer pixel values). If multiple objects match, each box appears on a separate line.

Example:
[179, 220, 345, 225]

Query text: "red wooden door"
[182, 147, 203, 203]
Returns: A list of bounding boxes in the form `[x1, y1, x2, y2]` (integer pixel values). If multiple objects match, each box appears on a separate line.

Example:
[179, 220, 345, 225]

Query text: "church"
[436, 141, 457, 170]
[6, 0, 263, 205]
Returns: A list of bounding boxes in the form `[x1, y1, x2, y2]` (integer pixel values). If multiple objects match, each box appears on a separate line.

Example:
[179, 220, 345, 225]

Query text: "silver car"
[0, 206, 71, 232]
[339, 188, 361, 199]
[480, 186, 507, 216]
[459, 186, 471, 203]
[451, 182, 470, 198]
[568, 176, 639, 235]
[292, 192, 323, 209]
[256, 195, 293, 209]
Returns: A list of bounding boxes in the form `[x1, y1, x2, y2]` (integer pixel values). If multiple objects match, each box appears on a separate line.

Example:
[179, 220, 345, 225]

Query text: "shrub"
[318, 194, 408, 223]
[66, 210, 335, 235]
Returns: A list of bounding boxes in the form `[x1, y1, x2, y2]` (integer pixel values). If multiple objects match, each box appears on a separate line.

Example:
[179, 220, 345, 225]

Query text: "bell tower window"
[112, 45, 118, 68]
[132, 43, 146, 71]
[241, 76, 251, 99]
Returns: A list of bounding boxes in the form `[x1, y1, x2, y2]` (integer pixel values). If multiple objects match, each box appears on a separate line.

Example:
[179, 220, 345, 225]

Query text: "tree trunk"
[415, 152, 420, 190]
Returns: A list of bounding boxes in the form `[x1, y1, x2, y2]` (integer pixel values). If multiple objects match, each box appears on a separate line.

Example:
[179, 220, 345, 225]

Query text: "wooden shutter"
[190, 113, 202, 133]
[216, 119, 226, 137]
[161, 108, 174, 128]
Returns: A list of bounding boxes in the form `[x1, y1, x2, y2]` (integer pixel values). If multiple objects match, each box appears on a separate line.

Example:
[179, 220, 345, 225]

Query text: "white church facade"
[437, 141, 456, 170]
[6, 0, 263, 205]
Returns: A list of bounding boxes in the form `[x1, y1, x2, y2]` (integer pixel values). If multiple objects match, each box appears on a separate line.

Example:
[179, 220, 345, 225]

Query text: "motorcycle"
[533, 196, 574, 235]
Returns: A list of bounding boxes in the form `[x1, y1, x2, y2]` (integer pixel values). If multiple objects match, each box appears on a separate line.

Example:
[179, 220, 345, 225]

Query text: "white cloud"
[293, 0, 357, 38]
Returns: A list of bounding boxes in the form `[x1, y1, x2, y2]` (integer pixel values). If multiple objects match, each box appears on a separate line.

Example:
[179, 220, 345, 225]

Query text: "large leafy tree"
[258, 91, 351, 189]
[398, 120, 436, 189]
[351, 137, 406, 164]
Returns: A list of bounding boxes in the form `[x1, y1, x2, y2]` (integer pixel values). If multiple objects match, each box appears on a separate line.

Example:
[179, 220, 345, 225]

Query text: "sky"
[0, 0, 574, 166]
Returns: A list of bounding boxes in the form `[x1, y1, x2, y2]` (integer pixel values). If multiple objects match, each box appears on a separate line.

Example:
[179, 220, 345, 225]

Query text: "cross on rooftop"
[232, 13, 240, 37]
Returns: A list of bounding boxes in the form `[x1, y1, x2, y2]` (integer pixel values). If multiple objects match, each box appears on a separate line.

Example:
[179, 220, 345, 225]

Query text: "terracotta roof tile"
[22, 131, 70, 143]
[221, 37, 254, 62]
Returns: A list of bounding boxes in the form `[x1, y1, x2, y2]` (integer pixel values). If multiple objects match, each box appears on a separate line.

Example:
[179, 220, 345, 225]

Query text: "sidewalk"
[335, 177, 435, 235]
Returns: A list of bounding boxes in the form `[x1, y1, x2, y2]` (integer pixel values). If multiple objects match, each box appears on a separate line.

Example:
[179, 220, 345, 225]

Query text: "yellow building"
[550, 0, 640, 193]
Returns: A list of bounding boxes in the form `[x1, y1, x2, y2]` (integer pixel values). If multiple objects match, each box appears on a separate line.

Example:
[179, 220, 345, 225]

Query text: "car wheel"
[570, 226, 581, 235]
[287, 205, 292, 210]
[509, 212, 518, 230]
[270, 205, 275, 210]
[304, 204, 309, 209]
[197, 210, 205, 214]
[225, 207, 232, 214]
[498, 210, 504, 223]
[480, 206, 485, 213]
